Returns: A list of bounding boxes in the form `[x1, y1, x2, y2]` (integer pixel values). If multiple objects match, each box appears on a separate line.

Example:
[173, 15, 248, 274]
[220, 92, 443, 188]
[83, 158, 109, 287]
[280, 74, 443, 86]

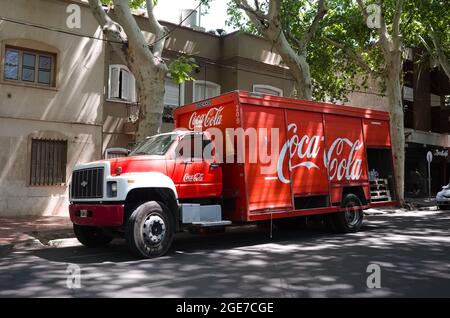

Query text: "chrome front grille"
[71, 167, 104, 199]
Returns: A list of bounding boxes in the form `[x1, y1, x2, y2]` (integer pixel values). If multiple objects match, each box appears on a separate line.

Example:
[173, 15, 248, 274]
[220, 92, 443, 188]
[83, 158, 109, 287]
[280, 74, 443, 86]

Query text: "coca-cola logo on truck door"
[326, 138, 363, 181]
[277, 123, 364, 183]
[189, 107, 224, 129]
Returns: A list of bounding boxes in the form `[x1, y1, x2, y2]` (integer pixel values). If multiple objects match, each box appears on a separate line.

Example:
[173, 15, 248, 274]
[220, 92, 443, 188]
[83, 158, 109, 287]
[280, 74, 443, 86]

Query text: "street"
[1, 208, 450, 298]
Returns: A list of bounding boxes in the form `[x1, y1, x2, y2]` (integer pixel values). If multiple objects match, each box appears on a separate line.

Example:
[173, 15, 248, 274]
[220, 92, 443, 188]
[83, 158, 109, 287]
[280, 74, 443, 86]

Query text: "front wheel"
[333, 194, 364, 233]
[125, 201, 174, 258]
[73, 224, 113, 247]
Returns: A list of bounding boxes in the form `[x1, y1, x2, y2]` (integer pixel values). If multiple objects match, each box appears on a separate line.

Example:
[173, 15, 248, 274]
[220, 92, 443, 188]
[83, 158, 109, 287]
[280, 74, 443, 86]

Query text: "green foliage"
[100, 0, 147, 9]
[226, 0, 449, 101]
[403, 0, 450, 60]
[225, 0, 372, 101]
[168, 56, 199, 84]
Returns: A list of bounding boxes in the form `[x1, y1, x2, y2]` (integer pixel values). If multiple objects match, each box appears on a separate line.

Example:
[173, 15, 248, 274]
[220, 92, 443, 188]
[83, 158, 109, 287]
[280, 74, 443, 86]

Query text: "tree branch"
[323, 37, 381, 77]
[112, 0, 161, 68]
[87, 0, 126, 43]
[146, 0, 168, 59]
[87, 0, 128, 64]
[267, 0, 281, 20]
[233, 0, 268, 21]
[356, 0, 390, 57]
[301, 0, 327, 47]
[286, 29, 305, 53]
[429, 30, 450, 79]
[355, 0, 369, 22]
[392, 0, 404, 50]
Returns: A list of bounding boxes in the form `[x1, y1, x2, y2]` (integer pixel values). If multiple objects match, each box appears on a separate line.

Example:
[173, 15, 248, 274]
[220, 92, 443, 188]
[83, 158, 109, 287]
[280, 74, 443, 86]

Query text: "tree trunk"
[264, 24, 313, 100]
[429, 31, 450, 80]
[386, 56, 405, 204]
[110, 0, 169, 142]
[436, 51, 450, 81]
[135, 70, 166, 140]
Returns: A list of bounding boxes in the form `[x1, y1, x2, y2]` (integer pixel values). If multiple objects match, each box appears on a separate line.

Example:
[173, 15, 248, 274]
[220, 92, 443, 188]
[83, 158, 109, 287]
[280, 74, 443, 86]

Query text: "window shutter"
[164, 79, 180, 106]
[130, 75, 136, 102]
[194, 83, 205, 102]
[206, 84, 219, 99]
[110, 66, 120, 99]
[121, 69, 130, 101]
[194, 81, 220, 102]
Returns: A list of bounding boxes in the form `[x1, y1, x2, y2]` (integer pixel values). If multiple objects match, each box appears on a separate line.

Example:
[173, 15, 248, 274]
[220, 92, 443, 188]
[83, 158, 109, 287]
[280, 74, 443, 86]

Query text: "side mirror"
[210, 162, 221, 169]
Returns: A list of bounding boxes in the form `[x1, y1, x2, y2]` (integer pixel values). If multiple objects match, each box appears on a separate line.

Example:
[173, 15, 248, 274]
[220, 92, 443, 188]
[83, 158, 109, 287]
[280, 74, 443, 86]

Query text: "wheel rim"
[344, 202, 361, 226]
[142, 214, 166, 245]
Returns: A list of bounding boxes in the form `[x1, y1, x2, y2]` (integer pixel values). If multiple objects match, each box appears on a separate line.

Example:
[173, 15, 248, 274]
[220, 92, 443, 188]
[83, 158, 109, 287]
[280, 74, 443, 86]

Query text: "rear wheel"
[125, 201, 174, 258]
[73, 224, 113, 247]
[333, 194, 364, 233]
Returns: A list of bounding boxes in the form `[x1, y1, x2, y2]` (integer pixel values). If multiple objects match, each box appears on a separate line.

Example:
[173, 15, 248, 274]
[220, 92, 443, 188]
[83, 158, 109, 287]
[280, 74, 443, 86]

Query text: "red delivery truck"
[69, 91, 397, 258]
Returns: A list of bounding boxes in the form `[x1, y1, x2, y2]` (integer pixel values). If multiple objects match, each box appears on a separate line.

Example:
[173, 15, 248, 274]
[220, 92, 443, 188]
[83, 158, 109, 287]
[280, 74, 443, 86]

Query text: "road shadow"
[1, 211, 450, 297]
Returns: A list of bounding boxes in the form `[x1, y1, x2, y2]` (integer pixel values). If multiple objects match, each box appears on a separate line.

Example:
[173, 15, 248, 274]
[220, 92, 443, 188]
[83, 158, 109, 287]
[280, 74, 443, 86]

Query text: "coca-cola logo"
[277, 124, 321, 183]
[325, 138, 363, 181]
[183, 173, 204, 182]
[189, 107, 224, 130]
[277, 123, 364, 183]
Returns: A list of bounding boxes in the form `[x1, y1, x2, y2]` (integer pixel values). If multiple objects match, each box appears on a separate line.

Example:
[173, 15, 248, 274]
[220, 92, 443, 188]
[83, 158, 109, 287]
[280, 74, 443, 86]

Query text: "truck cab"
[69, 129, 226, 258]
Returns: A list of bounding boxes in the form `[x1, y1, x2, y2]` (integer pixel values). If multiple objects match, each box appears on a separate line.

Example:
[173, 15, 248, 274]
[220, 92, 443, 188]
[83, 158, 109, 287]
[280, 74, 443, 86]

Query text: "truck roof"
[174, 90, 390, 121]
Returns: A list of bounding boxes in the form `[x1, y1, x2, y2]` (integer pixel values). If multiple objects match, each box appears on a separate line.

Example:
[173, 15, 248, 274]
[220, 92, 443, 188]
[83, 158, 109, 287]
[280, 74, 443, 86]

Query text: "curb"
[0, 228, 75, 255]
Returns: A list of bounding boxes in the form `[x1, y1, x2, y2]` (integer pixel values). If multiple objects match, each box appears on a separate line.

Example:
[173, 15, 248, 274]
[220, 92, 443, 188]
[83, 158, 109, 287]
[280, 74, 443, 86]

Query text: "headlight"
[107, 181, 118, 197]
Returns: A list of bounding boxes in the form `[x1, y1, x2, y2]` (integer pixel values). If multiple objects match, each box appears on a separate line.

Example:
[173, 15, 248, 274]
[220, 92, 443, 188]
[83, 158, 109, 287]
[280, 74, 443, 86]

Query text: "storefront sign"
[434, 149, 449, 158]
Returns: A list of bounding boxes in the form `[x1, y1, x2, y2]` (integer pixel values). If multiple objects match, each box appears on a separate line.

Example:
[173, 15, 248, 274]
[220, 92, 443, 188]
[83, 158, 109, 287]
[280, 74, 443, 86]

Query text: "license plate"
[79, 210, 88, 217]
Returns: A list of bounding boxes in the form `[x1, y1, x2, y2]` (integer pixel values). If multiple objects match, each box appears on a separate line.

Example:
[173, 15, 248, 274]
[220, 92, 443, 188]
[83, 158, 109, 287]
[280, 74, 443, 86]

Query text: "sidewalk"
[0, 216, 73, 247]
[405, 197, 437, 209]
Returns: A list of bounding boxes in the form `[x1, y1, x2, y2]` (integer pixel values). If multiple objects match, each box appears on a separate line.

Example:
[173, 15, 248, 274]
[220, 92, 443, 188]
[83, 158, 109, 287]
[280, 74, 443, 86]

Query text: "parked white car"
[436, 184, 450, 210]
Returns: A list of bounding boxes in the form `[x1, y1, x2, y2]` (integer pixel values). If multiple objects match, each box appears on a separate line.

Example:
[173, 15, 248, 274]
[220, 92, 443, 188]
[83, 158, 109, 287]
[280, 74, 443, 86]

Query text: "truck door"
[172, 133, 222, 199]
[241, 105, 292, 212]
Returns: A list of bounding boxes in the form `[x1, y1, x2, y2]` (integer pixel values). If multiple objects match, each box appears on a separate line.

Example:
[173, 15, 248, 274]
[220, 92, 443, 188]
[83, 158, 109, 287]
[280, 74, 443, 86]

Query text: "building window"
[30, 139, 67, 186]
[253, 84, 283, 96]
[108, 64, 136, 102]
[193, 80, 220, 102]
[3, 46, 56, 86]
[163, 77, 185, 123]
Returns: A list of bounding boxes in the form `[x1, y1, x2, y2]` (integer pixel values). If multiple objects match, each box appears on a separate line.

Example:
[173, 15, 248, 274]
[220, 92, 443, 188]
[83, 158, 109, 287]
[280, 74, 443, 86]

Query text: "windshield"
[129, 134, 177, 156]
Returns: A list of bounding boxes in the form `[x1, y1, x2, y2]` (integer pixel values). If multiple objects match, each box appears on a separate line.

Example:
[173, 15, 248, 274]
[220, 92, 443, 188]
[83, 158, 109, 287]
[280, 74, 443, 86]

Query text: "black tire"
[73, 224, 113, 247]
[125, 201, 174, 258]
[333, 194, 364, 233]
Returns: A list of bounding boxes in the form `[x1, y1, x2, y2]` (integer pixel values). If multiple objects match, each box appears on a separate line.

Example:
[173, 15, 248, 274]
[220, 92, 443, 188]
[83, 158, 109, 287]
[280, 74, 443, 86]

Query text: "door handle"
[182, 161, 193, 165]
[210, 162, 221, 169]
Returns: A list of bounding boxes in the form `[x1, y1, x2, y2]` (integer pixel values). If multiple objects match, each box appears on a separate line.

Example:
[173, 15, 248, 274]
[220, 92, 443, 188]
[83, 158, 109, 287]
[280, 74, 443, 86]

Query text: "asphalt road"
[1, 208, 450, 297]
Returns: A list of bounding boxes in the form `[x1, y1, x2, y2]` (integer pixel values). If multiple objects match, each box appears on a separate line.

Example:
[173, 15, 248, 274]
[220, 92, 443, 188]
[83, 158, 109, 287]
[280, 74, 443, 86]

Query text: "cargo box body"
[174, 91, 396, 223]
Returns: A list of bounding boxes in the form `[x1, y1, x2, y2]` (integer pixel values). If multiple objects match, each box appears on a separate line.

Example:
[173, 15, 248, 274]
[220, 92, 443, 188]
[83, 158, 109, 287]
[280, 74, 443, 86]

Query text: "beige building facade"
[0, 0, 294, 217]
[0, 0, 104, 216]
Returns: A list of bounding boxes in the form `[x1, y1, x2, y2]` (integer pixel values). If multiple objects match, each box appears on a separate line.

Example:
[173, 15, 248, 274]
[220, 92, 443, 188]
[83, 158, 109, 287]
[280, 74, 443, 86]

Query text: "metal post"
[427, 151, 433, 199]
[428, 160, 431, 199]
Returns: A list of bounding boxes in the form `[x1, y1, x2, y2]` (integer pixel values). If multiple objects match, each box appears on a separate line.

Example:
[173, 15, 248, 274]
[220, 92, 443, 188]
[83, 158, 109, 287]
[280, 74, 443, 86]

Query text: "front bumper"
[69, 203, 124, 227]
